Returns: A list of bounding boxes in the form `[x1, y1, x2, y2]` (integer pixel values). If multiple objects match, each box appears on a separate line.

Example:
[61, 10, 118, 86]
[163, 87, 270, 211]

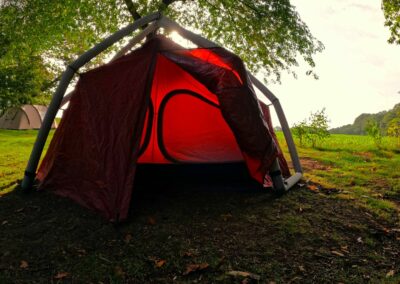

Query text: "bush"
[292, 120, 308, 147]
[365, 119, 383, 148]
[387, 117, 400, 146]
[292, 108, 330, 148]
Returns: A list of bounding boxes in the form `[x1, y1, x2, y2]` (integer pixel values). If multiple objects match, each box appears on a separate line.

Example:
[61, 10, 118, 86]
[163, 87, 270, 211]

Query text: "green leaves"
[0, 52, 52, 112]
[365, 119, 383, 148]
[387, 111, 400, 146]
[0, 0, 325, 112]
[0, 0, 124, 112]
[382, 0, 400, 44]
[181, 0, 324, 82]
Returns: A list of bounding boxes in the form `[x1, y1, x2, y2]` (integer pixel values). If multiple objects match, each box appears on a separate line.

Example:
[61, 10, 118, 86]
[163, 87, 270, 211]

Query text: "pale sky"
[260, 0, 400, 128]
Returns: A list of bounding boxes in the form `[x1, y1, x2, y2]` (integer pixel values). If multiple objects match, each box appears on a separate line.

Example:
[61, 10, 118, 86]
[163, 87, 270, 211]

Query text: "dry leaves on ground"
[226, 270, 260, 280]
[54, 272, 69, 280]
[183, 263, 209, 275]
[19, 260, 29, 269]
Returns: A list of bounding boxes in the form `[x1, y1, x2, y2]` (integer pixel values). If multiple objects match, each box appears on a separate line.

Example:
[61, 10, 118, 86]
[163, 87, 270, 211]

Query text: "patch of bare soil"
[0, 165, 399, 283]
[300, 157, 332, 171]
[354, 152, 374, 162]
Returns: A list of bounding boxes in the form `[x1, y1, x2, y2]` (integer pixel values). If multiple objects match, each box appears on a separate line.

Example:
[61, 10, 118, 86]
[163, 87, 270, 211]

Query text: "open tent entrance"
[138, 52, 243, 164]
[21, 13, 303, 221]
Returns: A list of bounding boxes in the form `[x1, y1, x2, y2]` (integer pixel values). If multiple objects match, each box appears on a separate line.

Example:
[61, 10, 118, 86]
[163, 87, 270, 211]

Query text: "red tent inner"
[138, 54, 243, 164]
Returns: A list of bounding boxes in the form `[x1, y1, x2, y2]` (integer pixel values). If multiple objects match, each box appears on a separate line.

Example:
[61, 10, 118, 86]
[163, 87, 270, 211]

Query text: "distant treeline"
[330, 103, 400, 135]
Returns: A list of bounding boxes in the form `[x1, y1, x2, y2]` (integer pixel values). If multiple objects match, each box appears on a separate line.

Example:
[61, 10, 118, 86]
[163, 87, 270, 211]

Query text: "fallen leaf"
[298, 207, 303, 213]
[1, 220, 8, 225]
[15, 207, 25, 213]
[221, 214, 232, 221]
[308, 184, 318, 191]
[226, 270, 261, 280]
[183, 263, 209, 275]
[148, 256, 166, 268]
[331, 250, 345, 257]
[298, 265, 305, 272]
[386, 270, 395, 277]
[147, 216, 156, 225]
[124, 233, 133, 243]
[155, 259, 166, 268]
[340, 246, 350, 253]
[19, 260, 29, 269]
[357, 237, 363, 243]
[182, 251, 194, 257]
[114, 266, 125, 277]
[54, 272, 69, 279]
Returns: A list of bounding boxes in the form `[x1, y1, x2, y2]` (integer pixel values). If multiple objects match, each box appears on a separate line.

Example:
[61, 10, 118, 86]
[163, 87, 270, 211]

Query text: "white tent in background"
[0, 105, 57, 130]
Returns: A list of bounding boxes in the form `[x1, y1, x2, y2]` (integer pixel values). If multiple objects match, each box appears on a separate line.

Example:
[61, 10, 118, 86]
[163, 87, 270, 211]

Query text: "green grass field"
[279, 133, 400, 221]
[0, 130, 54, 194]
[0, 130, 399, 283]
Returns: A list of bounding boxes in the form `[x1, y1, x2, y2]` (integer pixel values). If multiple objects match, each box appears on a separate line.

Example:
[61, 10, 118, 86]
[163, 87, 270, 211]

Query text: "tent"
[21, 13, 303, 221]
[0, 105, 57, 130]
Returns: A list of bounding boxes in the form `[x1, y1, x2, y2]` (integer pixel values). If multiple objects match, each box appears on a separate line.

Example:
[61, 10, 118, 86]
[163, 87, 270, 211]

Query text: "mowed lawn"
[0, 129, 399, 283]
[279, 134, 400, 221]
[0, 130, 54, 194]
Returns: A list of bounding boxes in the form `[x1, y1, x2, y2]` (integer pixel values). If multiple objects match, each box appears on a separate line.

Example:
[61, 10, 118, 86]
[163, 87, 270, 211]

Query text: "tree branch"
[162, 0, 176, 5]
[123, 0, 142, 20]
[158, 0, 179, 12]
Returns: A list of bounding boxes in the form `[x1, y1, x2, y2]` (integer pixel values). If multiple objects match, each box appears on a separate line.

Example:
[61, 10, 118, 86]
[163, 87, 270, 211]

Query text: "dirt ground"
[0, 163, 399, 283]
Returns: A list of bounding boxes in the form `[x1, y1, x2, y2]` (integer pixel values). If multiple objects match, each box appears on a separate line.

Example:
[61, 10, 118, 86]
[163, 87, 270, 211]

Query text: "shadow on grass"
[129, 163, 270, 222]
[1, 164, 399, 283]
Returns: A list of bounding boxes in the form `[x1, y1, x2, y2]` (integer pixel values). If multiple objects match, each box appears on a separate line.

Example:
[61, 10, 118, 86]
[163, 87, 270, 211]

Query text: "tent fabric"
[0, 105, 57, 130]
[37, 36, 289, 221]
[259, 102, 290, 178]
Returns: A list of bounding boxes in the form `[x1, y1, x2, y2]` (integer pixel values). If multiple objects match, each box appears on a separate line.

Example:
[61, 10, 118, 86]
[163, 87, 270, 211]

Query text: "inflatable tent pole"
[21, 12, 162, 191]
[248, 74, 303, 174]
[248, 74, 303, 190]
[59, 22, 159, 108]
[158, 16, 302, 191]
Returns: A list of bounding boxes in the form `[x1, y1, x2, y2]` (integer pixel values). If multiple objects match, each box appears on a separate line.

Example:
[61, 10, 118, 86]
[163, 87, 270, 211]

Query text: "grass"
[0, 130, 54, 194]
[0, 130, 399, 283]
[276, 133, 400, 222]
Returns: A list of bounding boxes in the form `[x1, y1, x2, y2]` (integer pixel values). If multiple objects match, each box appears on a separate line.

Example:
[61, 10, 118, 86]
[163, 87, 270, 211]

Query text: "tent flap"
[37, 40, 159, 221]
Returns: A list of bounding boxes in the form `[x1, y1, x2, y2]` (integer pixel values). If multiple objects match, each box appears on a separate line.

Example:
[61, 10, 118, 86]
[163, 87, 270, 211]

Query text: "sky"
[265, 0, 400, 128]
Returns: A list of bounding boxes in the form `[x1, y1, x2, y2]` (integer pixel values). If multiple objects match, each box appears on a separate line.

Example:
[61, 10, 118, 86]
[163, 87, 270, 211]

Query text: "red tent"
[36, 36, 290, 221]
